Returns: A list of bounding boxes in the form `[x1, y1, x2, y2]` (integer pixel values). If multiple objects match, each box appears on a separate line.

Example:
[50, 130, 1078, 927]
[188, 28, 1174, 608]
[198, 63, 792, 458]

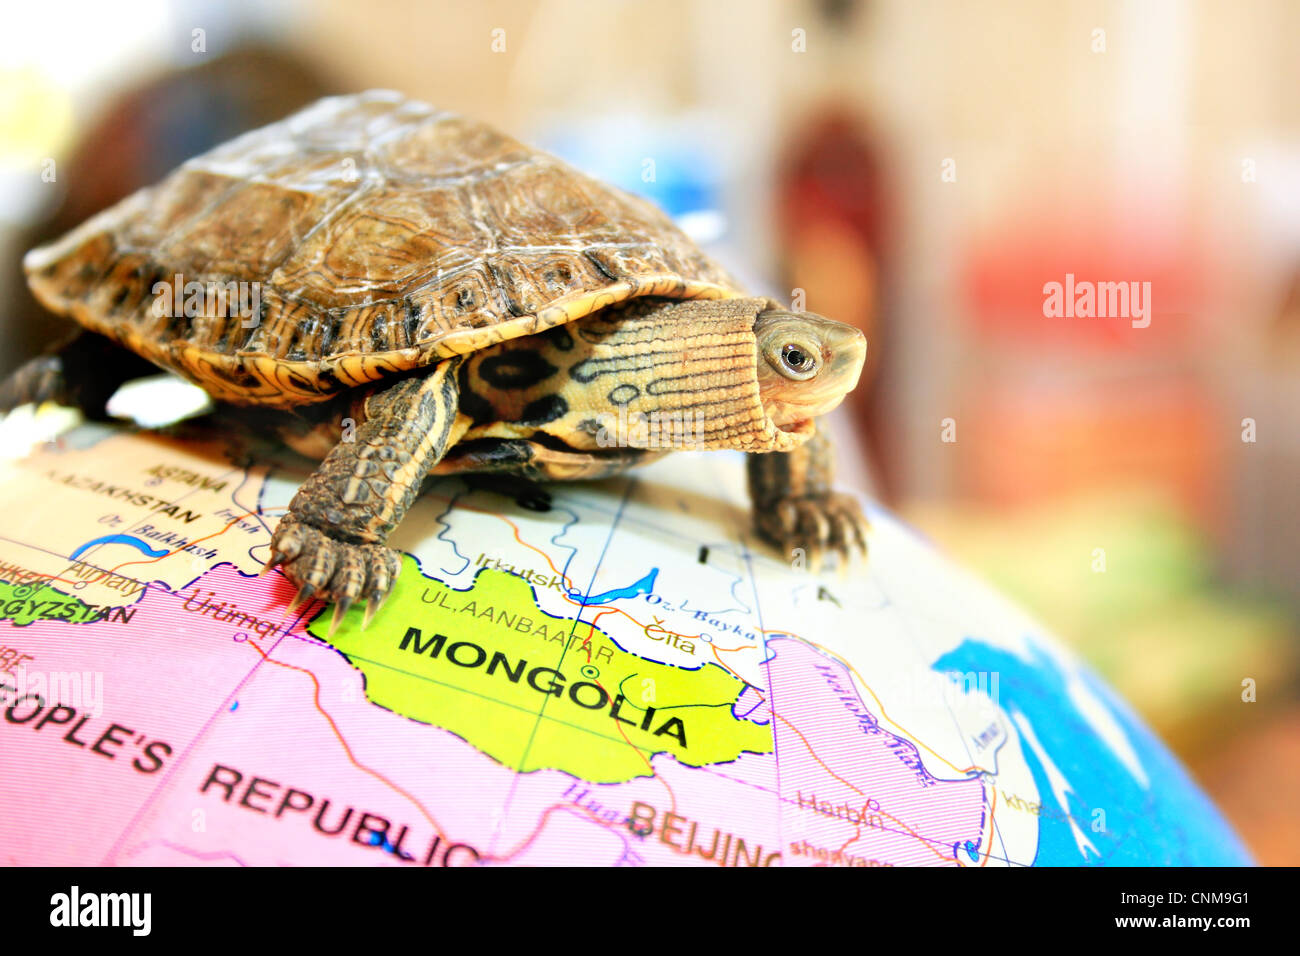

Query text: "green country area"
[312, 557, 774, 782]
[0, 575, 102, 625]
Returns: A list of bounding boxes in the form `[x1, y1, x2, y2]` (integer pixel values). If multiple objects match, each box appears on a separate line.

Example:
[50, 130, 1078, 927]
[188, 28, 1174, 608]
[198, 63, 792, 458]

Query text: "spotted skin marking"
[7, 92, 872, 616]
[477, 351, 558, 390]
[518, 394, 568, 426]
[251, 295, 826, 609]
[607, 383, 639, 405]
[453, 296, 806, 455]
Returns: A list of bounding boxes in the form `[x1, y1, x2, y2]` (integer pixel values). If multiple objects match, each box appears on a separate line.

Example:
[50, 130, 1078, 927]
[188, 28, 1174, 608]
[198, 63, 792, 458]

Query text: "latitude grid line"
[677, 756, 1028, 867]
[99, 623, 301, 864]
[2, 446, 1028, 867]
[737, 532, 1020, 867]
[0, 525, 1027, 867]
[486, 476, 636, 858]
[0, 507, 1027, 866]
[934, 649, 1014, 865]
[96, 458, 312, 864]
[430, 478, 1023, 866]
[0, 514, 665, 744]
[3, 456, 249, 599]
[0, 450, 319, 865]
[895, 607, 1004, 865]
[742, 538, 784, 862]
[4, 466, 667, 863]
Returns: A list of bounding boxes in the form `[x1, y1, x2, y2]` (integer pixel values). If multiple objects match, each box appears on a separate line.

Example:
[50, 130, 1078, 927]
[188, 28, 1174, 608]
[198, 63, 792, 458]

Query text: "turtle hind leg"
[0, 354, 66, 414]
[746, 424, 869, 571]
[0, 330, 157, 419]
[265, 358, 469, 635]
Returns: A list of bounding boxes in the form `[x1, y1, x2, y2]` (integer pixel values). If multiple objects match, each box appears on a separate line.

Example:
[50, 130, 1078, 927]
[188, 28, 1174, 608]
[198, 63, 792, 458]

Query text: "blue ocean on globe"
[933, 640, 1252, 865]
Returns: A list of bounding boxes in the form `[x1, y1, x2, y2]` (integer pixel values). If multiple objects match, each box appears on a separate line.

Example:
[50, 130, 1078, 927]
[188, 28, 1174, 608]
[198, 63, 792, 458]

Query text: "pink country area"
[0, 562, 305, 865]
[766, 637, 989, 867]
[5, 560, 985, 866]
[110, 564, 790, 866]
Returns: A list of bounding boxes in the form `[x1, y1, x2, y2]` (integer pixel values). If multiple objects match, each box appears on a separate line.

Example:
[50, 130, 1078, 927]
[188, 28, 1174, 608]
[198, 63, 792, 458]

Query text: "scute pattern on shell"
[24, 90, 740, 408]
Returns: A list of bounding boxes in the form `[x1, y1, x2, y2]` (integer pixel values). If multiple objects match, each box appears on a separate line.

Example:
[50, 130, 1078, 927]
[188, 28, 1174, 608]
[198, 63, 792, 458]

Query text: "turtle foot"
[0, 355, 73, 415]
[263, 518, 401, 635]
[754, 492, 869, 572]
[0, 333, 159, 419]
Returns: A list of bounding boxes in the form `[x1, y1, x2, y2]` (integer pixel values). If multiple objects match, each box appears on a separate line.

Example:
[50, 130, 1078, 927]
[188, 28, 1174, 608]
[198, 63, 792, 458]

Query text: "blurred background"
[1, 0, 1296, 863]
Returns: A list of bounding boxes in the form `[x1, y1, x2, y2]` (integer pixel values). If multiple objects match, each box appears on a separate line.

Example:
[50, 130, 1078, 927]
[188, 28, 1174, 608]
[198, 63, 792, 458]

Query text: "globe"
[0, 395, 1250, 866]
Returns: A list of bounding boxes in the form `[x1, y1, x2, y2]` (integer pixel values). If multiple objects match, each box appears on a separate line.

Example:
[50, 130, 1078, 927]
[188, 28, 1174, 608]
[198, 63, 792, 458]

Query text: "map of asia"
[0, 401, 1250, 866]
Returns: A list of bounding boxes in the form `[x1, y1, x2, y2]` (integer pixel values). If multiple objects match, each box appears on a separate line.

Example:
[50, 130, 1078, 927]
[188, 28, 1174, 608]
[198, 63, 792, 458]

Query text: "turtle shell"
[24, 90, 741, 408]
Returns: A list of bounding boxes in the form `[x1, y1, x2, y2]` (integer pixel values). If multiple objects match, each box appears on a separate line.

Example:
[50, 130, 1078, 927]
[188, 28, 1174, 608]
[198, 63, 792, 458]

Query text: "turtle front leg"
[265, 358, 467, 633]
[746, 424, 869, 571]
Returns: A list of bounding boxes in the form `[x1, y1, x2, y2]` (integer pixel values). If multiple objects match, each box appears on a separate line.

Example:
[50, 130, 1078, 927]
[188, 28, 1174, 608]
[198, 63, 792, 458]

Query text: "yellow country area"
[316, 559, 774, 782]
[0, 428, 270, 608]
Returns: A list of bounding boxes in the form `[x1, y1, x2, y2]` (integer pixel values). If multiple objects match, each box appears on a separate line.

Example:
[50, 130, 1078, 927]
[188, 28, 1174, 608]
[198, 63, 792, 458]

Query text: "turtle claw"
[362, 577, 399, 630]
[327, 597, 353, 639]
[286, 582, 316, 617]
[259, 550, 285, 576]
[755, 492, 869, 573]
[268, 517, 400, 634]
[362, 592, 385, 631]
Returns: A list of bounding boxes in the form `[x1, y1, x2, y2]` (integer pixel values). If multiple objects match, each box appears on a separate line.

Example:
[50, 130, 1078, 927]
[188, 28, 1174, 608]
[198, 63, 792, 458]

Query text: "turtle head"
[754, 307, 867, 432]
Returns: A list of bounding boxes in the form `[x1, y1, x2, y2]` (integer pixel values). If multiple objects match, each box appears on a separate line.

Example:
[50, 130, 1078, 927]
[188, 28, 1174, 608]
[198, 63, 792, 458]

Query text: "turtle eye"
[778, 341, 819, 380]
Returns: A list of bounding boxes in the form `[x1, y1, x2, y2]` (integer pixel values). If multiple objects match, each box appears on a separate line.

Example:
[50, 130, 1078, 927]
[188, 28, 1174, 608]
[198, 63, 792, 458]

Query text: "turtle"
[4, 90, 869, 633]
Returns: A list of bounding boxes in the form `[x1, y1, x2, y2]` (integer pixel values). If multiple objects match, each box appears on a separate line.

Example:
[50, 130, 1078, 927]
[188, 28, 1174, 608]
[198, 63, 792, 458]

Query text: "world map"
[0, 398, 1251, 866]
